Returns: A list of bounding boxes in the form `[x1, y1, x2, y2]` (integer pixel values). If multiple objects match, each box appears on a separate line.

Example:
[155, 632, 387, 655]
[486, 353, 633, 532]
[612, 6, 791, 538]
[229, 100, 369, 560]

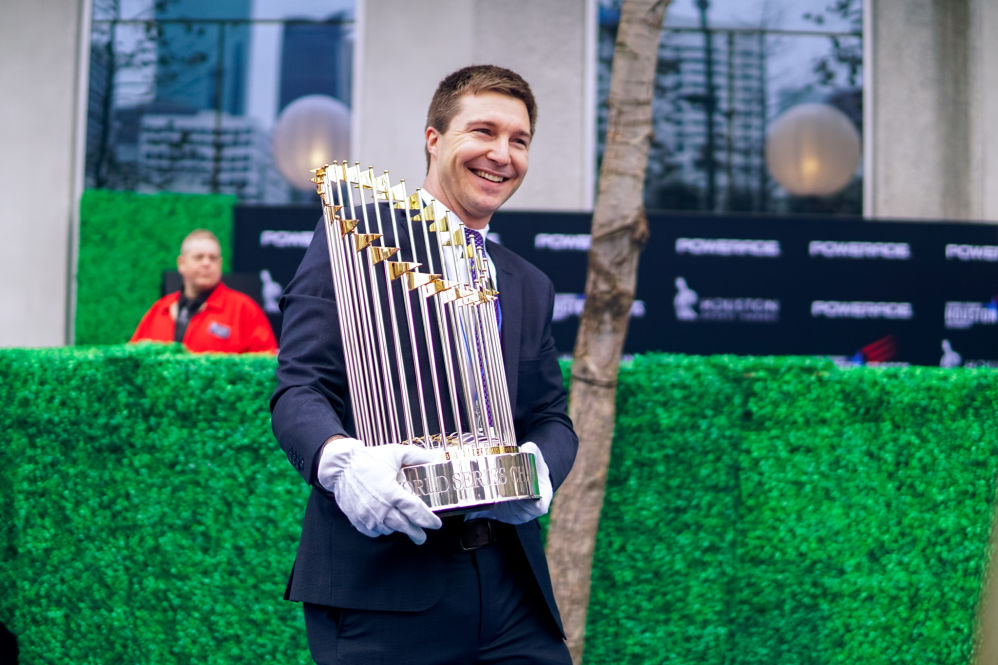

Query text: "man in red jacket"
[130, 229, 277, 353]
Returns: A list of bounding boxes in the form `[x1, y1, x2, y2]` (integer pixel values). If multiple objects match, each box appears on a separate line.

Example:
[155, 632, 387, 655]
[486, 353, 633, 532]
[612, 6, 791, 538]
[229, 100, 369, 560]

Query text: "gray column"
[867, 0, 998, 223]
[0, 0, 90, 346]
[354, 0, 597, 212]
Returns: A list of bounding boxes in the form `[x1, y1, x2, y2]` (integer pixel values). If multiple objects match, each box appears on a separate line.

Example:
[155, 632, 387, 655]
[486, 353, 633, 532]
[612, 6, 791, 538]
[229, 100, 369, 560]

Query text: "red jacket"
[130, 282, 278, 353]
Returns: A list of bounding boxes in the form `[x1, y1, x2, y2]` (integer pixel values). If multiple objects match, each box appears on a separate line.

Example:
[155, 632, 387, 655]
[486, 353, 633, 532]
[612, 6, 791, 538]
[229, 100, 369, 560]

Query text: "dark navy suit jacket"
[270, 210, 578, 634]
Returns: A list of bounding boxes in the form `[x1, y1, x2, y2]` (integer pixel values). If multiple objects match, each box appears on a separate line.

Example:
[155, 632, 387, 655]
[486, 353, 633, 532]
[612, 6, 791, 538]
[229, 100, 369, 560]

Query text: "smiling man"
[422, 78, 532, 229]
[271, 65, 577, 664]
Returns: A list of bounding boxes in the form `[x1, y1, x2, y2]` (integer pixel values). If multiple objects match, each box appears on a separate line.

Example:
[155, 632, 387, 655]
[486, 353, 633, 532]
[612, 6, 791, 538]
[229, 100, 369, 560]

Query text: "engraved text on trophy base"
[397, 451, 540, 512]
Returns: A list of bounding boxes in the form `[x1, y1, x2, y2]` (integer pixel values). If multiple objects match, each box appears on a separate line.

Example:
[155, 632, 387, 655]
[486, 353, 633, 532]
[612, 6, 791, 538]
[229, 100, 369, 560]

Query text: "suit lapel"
[491, 244, 520, 412]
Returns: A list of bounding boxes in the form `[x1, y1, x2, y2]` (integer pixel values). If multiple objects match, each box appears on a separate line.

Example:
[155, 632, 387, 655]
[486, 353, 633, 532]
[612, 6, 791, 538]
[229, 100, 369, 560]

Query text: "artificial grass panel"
[736, 362, 998, 665]
[586, 354, 746, 664]
[1, 344, 308, 664]
[75, 189, 235, 346]
[3, 350, 996, 664]
[583, 355, 998, 665]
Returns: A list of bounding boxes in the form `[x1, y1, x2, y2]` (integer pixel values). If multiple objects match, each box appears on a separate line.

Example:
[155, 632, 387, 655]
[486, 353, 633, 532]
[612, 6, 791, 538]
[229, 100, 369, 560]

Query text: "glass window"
[598, 0, 862, 216]
[85, 0, 355, 204]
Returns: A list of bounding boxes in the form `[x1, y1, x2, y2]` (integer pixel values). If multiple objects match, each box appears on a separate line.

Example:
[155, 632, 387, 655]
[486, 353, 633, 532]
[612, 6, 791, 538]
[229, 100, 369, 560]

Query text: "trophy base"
[398, 451, 539, 513]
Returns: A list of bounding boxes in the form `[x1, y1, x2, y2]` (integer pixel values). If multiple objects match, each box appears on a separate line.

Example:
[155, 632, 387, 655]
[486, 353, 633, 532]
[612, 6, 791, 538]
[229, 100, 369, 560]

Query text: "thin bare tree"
[546, 0, 670, 662]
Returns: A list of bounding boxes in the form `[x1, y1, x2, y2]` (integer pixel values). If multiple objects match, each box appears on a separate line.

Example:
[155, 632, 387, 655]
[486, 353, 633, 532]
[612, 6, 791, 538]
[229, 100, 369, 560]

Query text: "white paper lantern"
[272, 95, 351, 191]
[765, 102, 861, 197]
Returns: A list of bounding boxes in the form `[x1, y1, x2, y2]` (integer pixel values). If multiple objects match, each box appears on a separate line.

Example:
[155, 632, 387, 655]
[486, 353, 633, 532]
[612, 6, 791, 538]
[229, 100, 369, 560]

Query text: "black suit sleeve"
[270, 218, 351, 485]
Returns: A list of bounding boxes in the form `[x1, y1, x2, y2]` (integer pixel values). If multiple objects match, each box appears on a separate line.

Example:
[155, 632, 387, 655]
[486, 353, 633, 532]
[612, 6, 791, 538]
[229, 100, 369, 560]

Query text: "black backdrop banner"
[233, 205, 998, 368]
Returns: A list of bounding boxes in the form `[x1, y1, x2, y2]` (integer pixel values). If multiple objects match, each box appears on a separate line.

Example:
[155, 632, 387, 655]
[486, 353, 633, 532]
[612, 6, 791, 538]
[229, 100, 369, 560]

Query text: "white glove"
[466, 442, 553, 525]
[317, 437, 442, 544]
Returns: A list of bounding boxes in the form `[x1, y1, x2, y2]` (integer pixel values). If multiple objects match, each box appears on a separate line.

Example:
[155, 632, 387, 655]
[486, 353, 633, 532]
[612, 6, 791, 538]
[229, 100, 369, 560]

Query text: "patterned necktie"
[465, 229, 501, 330]
[465, 228, 501, 428]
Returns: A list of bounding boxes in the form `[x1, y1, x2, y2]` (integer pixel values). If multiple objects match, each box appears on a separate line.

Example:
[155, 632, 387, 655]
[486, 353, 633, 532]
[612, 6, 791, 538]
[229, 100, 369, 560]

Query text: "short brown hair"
[424, 65, 537, 169]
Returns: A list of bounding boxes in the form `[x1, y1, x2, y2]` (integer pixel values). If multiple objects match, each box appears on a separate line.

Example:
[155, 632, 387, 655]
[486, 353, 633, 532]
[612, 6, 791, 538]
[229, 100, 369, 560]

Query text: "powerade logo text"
[808, 241, 911, 260]
[945, 244, 998, 262]
[811, 301, 913, 320]
[260, 230, 313, 248]
[675, 237, 781, 258]
[674, 277, 779, 323]
[944, 300, 998, 329]
[552, 293, 645, 322]
[534, 234, 591, 251]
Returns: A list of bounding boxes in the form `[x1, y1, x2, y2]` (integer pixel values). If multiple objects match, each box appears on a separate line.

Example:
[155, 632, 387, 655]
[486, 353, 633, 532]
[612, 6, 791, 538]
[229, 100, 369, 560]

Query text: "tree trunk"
[546, 1, 669, 663]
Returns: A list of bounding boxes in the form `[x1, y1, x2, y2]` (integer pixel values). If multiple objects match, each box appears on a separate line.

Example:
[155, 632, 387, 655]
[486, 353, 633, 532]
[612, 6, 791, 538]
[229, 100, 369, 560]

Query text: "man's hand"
[316, 437, 442, 544]
[467, 442, 553, 525]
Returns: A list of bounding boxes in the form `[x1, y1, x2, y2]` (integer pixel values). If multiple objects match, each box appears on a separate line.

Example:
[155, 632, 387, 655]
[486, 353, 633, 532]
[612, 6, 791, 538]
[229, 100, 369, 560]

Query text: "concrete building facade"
[4, 0, 998, 347]
[865, 0, 998, 223]
[0, 0, 91, 347]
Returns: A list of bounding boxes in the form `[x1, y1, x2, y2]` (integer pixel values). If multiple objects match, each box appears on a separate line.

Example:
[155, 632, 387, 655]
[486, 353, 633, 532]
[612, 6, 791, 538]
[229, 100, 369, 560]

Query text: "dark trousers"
[303, 521, 572, 665]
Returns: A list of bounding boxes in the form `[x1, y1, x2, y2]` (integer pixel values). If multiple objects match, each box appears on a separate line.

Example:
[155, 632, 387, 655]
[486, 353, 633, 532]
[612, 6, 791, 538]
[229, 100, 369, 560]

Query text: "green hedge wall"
[587, 354, 998, 665]
[2, 348, 996, 664]
[75, 190, 236, 346]
[0, 344, 305, 664]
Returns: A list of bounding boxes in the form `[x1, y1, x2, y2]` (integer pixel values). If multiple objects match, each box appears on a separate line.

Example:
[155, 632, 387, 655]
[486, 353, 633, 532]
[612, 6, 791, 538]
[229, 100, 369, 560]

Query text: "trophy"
[312, 163, 540, 513]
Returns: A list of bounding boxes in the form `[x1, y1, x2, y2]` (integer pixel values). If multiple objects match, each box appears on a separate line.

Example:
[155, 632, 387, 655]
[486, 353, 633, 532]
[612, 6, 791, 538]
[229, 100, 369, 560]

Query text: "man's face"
[177, 237, 222, 297]
[423, 91, 531, 229]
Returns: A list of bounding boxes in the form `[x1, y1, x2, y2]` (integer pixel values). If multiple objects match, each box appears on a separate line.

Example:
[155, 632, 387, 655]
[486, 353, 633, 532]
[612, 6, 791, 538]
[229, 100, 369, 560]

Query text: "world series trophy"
[312, 162, 540, 513]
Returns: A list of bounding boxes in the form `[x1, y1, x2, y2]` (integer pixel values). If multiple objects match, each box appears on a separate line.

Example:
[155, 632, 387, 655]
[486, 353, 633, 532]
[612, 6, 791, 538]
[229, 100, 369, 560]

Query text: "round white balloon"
[272, 95, 351, 191]
[765, 103, 861, 197]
